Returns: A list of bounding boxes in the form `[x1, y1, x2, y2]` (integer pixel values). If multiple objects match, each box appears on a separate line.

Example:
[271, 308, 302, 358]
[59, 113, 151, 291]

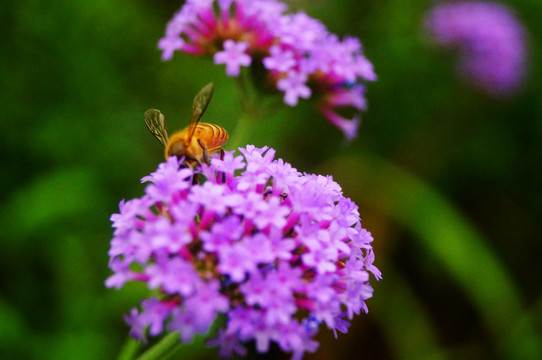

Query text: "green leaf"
[2, 167, 101, 248]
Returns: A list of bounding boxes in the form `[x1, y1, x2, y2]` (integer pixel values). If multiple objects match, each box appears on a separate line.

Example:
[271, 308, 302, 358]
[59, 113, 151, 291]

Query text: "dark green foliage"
[1, 1, 541, 359]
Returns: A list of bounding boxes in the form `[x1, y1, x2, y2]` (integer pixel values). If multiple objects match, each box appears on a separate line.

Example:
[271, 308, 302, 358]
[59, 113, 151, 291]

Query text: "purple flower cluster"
[425, 1, 527, 97]
[158, 0, 376, 139]
[106, 146, 380, 359]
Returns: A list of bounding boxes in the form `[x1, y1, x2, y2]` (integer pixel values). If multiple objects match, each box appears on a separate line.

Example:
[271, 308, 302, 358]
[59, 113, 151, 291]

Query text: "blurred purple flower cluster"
[106, 146, 380, 359]
[158, 0, 376, 139]
[425, 1, 527, 97]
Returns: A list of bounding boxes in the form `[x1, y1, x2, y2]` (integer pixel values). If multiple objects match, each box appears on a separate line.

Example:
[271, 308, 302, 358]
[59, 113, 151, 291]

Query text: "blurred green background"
[1, 0, 541, 359]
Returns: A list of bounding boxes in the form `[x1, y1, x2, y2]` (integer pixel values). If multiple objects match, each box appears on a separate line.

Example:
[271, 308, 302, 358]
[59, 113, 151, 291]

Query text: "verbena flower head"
[106, 145, 380, 359]
[425, 1, 527, 97]
[158, 0, 376, 139]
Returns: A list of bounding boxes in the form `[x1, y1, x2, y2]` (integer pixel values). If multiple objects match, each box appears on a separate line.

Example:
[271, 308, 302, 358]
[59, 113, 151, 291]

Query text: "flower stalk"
[135, 332, 180, 360]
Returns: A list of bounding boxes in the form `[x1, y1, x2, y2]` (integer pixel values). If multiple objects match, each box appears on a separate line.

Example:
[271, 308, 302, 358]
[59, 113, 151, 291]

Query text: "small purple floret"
[214, 40, 252, 76]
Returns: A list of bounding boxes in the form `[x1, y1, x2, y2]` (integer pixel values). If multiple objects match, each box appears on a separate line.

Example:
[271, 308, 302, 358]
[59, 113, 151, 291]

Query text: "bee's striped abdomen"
[195, 123, 229, 149]
[195, 123, 228, 145]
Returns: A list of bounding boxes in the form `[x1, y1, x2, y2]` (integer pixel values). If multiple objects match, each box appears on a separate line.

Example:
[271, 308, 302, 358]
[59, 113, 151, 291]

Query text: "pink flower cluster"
[159, 0, 376, 139]
[425, 1, 527, 97]
[106, 146, 380, 359]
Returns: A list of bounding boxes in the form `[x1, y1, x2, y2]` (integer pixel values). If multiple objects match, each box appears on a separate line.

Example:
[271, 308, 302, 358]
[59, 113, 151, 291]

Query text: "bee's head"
[167, 140, 186, 158]
[166, 140, 199, 164]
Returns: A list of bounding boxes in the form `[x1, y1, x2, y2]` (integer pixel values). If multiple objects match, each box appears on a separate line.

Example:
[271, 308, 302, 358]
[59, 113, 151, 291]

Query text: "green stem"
[117, 337, 142, 360]
[235, 73, 253, 114]
[227, 74, 262, 149]
[132, 316, 225, 360]
[228, 111, 257, 150]
[135, 332, 180, 360]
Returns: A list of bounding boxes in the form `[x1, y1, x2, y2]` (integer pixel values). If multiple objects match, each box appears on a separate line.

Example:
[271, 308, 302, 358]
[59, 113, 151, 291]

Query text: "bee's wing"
[144, 109, 169, 147]
[187, 82, 214, 142]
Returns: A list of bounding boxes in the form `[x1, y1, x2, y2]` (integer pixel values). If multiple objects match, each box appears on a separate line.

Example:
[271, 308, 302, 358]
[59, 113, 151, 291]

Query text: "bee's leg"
[189, 157, 202, 185]
[192, 172, 200, 185]
[180, 155, 197, 167]
[216, 147, 226, 183]
[197, 139, 210, 164]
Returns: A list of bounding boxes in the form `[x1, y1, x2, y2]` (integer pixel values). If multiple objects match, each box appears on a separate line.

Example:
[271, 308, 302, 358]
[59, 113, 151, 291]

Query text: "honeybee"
[144, 82, 228, 165]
